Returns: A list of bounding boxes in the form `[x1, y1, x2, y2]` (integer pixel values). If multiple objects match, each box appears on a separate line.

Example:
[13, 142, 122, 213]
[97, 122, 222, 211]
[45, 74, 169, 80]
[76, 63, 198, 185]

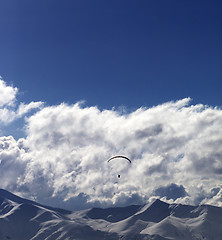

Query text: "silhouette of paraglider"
[107, 155, 131, 178]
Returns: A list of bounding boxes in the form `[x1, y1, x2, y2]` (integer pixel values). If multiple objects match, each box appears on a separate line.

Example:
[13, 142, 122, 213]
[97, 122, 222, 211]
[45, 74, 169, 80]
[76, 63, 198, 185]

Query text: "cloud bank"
[0, 78, 222, 210]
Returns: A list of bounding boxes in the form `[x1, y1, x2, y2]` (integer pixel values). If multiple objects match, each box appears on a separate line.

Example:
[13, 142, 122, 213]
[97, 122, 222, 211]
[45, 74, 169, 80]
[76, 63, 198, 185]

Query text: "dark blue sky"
[0, 0, 221, 109]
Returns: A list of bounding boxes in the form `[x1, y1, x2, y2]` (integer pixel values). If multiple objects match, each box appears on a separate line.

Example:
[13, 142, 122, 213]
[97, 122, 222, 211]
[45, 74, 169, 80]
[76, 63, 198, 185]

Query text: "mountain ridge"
[0, 189, 222, 240]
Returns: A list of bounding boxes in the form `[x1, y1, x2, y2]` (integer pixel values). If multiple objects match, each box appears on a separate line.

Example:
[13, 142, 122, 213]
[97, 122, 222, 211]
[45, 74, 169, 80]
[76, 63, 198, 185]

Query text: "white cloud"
[0, 77, 18, 107]
[0, 136, 28, 192]
[1, 97, 222, 210]
[0, 77, 43, 125]
[17, 102, 44, 117]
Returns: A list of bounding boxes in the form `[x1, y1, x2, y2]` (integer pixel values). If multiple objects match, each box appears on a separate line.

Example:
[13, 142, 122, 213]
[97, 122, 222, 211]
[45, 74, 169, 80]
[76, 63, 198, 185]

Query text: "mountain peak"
[151, 198, 169, 206]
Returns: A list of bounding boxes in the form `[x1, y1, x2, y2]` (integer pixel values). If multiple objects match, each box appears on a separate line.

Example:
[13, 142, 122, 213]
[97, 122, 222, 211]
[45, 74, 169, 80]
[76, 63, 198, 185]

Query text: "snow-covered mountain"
[0, 189, 221, 240]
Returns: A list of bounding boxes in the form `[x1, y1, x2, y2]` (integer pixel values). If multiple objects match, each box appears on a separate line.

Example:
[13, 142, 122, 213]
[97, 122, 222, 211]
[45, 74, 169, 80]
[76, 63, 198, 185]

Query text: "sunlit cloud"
[0, 84, 221, 210]
[0, 77, 18, 107]
[0, 77, 43, 126]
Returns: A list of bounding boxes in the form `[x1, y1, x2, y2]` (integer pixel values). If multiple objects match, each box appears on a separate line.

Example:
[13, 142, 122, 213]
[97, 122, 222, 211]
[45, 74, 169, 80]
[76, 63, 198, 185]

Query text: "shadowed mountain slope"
[0, 189, 222, 240]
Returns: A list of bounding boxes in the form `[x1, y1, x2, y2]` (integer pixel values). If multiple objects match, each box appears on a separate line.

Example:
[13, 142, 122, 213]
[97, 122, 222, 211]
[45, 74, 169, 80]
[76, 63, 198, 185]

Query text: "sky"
[0, 0, 222, 210]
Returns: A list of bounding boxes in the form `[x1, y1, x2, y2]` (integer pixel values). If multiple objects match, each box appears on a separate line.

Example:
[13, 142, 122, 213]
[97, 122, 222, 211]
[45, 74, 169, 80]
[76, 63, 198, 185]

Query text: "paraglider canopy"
[107, 155, 131, 163]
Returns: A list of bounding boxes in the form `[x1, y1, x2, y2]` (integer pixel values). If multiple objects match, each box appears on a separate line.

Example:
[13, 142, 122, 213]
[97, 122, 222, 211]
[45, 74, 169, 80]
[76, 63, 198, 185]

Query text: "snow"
[0, 189, 222, 240]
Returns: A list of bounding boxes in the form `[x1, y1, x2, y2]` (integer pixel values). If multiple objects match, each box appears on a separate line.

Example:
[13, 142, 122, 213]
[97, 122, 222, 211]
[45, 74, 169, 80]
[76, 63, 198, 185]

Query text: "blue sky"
[1, 0, 221, 109]
[0, 1, 222, 210]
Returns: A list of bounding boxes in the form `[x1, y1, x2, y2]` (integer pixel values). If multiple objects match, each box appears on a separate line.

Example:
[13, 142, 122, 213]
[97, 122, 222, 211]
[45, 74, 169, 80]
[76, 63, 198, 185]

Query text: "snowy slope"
[0, 189, 222, 240]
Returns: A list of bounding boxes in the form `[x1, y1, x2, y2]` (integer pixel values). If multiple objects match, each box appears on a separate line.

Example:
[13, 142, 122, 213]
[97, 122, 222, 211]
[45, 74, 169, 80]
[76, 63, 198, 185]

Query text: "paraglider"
[107, 155, 131, 178]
